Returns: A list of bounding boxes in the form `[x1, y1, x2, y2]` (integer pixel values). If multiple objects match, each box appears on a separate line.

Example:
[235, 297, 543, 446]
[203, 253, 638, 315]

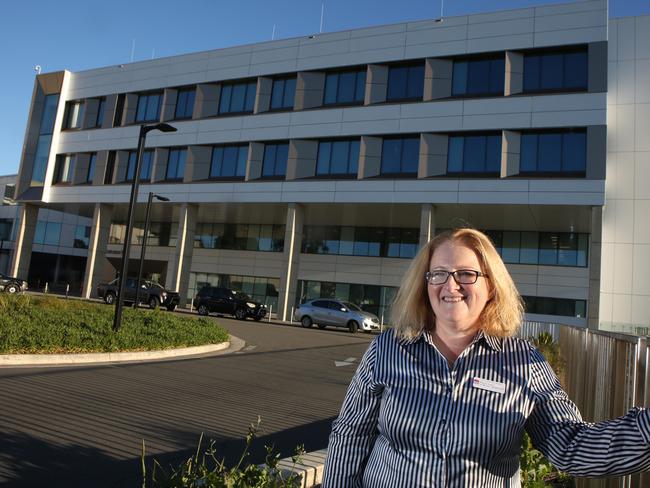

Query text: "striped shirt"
[322, 329, 650, 487]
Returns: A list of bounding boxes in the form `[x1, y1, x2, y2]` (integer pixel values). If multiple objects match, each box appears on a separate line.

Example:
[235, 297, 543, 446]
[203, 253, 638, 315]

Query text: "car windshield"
[234, 291, 251, 301]
[342, 301, 362, 312]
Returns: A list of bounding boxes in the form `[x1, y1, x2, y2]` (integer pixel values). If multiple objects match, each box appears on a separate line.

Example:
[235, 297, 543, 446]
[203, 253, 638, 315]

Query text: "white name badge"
[472, 377, 506, 394]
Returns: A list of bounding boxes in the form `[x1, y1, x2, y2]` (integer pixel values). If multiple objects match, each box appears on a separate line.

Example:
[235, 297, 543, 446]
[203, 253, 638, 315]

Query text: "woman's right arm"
[322, 338, 384, 488]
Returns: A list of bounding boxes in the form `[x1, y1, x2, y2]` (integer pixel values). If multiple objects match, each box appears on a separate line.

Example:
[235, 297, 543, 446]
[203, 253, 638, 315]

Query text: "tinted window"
[262, 142, 288, 178]
[447, 133, 502, 174]
[323, 69, 366, 105]
[270, 77, 296, 110]
[380, 137, 420, 175]
[166, 148, 187, 180]
[210, 144, 248, 179]
[387, 64, 425, 101]
[219, 81, 256, 114]
[316, 139, 360, 176]
[312, 300, 330, 308]
[86, 153, 97, 183]
[520, 130, 586, 174]
[523, 49, 588, 92]
[452, 57, 504, 96]
[136, 93, 162, 122]
[175, 88, 196, 119]
[95, 98, 106, 128]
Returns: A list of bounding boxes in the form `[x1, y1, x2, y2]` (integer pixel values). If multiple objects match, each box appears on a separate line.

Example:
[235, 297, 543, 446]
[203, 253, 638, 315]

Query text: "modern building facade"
[7, 0, 648, 331]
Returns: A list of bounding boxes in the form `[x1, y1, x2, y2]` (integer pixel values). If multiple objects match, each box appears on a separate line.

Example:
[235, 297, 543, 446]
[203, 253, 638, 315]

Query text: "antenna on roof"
[34, 65, 41, 75]
[320, 1, 325, 33]
[272, 24, 277, 40]
[435, 0, 444, 23]
[130, 39, 136, 62]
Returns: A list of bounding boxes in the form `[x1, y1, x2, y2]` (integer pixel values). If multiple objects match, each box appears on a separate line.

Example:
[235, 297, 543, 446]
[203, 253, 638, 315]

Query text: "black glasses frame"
[425, 269, 488, 285]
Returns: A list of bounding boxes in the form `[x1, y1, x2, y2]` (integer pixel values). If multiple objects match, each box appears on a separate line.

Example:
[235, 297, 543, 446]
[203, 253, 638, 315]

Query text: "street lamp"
[134, 192, 170, 308]
[113, 122, 177, 332]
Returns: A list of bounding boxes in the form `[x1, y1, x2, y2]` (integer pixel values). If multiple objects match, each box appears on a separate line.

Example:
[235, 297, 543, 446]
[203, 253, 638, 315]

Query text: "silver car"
[295, 299, 380, 333]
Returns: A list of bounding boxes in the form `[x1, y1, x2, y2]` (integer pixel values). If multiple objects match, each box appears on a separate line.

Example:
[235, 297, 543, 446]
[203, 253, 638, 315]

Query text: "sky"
[0, 0, 648, 176]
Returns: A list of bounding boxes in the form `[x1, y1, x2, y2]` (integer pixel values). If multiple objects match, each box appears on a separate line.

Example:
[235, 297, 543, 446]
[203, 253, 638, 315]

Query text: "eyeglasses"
[425, 269, 487, 285]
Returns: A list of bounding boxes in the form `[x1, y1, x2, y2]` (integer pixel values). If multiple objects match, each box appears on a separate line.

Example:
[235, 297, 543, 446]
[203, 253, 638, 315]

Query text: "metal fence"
[520, 321, 650, 488]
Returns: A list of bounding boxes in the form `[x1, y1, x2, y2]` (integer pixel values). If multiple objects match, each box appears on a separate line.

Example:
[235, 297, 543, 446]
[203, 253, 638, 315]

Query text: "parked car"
[96, 278, 179, 311]
[194, 286, 267, 321]
[294, 299, 380, 333]
[0, 273, 28, 294]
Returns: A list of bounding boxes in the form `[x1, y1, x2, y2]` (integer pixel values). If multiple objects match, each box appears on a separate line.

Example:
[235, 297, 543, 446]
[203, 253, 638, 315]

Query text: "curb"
[0, 336, 245, 367]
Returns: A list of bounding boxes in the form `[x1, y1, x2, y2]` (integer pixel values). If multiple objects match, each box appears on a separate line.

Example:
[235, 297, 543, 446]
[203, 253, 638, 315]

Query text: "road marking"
[235, 345, 258, 354]
[334, 357, 357, 367]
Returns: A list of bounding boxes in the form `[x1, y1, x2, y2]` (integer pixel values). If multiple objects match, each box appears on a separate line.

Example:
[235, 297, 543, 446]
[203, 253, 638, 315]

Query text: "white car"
[295, 299, 380, 333]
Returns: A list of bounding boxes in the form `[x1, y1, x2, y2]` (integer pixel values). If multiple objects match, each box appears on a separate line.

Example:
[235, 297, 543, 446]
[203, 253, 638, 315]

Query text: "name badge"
[472, 377, 506, 394]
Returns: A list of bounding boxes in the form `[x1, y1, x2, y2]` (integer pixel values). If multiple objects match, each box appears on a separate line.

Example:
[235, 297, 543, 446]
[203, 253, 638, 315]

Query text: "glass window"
[210, 144, 248, 179]
[86, 153, 97, 183]
[447, 133, 501, 174]
[271, 77, 296, 110]
[387, 63, 425, 101]
[262, 142, 288, 178]
[380, 137, 420, 176]
[452, 57, 504, 96]
[166, 148, 187, 181]
[523, 295, 587, 318]
[125, 149, 154, 182]
[34, 222, 61, 246]
[40, 94, 59, 134]
[520, 130, 586, 174]
[519, 232, 539, 264]
[339, 227, 354, 255]
[63, 101, 84, 129]
[538, 232, 559, 265]
[31, 136, 52, 185]
[219, 81, 256, 114]
[73, 225, 91, 249]
[501, 231, 520, 263]
[316, 139, 360, 176]
[53, 155, 75, 184]
[95, 98, 106, 128]
[175, 88, 196, 119]
[136, 92, 162, 122]
[523, 49, 588, 93]
[323, 69, 366, 105]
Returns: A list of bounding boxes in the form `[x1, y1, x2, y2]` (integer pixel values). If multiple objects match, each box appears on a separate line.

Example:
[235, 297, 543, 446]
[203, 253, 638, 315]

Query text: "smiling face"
[427, 240, 491, 335]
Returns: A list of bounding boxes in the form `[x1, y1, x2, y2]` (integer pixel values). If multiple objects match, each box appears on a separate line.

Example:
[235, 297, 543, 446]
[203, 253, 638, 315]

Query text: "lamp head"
[153, 194, 170, 202]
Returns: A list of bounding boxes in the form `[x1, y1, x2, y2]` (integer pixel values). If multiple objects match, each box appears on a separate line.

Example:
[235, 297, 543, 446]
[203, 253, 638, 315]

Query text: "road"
[0, 317, 375, 487]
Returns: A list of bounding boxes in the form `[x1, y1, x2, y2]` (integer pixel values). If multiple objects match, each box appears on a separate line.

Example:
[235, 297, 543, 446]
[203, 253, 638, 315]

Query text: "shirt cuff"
[636, 408, 650, 445]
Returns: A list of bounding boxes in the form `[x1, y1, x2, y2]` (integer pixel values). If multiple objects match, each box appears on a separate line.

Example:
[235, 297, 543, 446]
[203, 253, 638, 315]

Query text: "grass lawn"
[0, 294, 229, 354]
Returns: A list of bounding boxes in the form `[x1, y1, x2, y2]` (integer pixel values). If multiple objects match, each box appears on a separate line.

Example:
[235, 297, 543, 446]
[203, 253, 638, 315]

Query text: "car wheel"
[235, 308, 247, 320]
[253, 316, 263, 322]
[148, 296, 159, 310]
[5, 283, 19, 294]
[105, 292, 116, 305]
[197, 304, 209, 316]
[317, 324, 327, 330]
[348, 320, 359, 333]
[301, 316, 313, 328]
[166, 304, 177, 312]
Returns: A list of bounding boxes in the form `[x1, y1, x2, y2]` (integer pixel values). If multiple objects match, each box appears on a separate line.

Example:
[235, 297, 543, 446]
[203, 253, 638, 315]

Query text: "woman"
[322, 228, 650, 487]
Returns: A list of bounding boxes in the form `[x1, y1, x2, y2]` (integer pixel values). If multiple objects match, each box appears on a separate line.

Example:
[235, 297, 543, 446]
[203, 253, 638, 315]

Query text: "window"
[523, 296, 586, 318]
[316, 139, 360, 176]
[175, 88, 196, 119]
[104, 152, 115, 184]
[189, 272, 280, 309]
[73, 225, 91, 249]
[95, 97, 106, 128]
[447, 133, 502, 175]
[302, 225, 419, 258]
[135, 92, 162, 122]
[380, 137, 420, 176]
[126, 149, 154, 182]
[323, 69, 366, 106]
[452, 56, 505, 96]
[219, 80, 256, 114]
[387, 63, 425, 101]
[262, 143, 288, 178]
[193, 223, 284, 252]
[523, 49, 587, 93]
[63, 100, 84, 129]
[210, 144, 248, 179]
[0, 219, 12, 240]
[113, 94, 125, 127]
[31, 94, 59, 185]
[520, 130, 586, 174]
[34, 221, 61, 246]
[166, 148, 187, 181]
[86, 153, 97, 183]
[270, 77, 296, 110]
[53, 155, 75, 184]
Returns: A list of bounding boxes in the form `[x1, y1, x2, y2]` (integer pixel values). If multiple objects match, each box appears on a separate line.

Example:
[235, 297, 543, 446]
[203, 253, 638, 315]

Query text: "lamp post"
[134, 192, 170, 308]
[113, 122, 177, 332]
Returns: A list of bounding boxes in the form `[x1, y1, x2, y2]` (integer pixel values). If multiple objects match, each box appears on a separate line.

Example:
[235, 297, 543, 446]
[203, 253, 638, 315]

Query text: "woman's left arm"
[525, 348, 650, 477]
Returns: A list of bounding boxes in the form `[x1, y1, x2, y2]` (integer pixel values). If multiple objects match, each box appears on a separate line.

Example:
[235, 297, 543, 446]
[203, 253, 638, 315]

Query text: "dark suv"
[97, 278, 180, 311]
[194, 286, 267, 321]
[0, 273, 28, 294]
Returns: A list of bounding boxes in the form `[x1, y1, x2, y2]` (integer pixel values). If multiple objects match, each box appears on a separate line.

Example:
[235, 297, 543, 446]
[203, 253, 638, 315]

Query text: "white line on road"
[334, 357, 357, 367]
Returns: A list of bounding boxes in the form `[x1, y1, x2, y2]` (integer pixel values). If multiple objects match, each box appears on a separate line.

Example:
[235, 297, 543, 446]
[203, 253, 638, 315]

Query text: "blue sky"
[0, 0, 647, 176]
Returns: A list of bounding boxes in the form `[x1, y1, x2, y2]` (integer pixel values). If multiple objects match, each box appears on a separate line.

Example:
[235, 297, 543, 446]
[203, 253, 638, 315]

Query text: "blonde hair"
[391, 228, 523, 340]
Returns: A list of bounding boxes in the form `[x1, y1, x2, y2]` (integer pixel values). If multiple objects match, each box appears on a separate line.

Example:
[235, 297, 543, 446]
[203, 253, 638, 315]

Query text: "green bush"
[143, 418, 304, 488]
[0, 294, 229, 354]
[520, 332, 573, 487]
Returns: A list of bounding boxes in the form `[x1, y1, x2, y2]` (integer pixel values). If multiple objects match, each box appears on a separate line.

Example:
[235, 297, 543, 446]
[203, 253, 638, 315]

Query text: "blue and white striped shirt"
[323, 329, 650, 487]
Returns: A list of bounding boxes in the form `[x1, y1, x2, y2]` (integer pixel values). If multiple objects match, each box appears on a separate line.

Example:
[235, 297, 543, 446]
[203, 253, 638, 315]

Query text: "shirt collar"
[416, 328, 502, 352]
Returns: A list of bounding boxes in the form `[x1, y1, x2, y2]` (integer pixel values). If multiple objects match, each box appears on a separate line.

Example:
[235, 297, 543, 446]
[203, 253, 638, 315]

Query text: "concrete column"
[9, 204, 39, 281]
[122, 94, 139, 126]
[365, 65, 388, 105]
[188, 145, 212, 181]
[286, 140, 318, 180]
[418, 134, 448, 177]
[195, 83, 221, 118]
[424, 59, 453, 101]
[102, 94, 119, 128]
[501, 130, 521, 177]
[152, 148, 170, 183]
[73, 153, 91, 185]
[586, 126, 607, 179]
[82, 203, 114, 299]
[419, 204, 436, 248]
[161, 88, 178, 122]
[358, 136, 382, 179]
[114, 150, 130, 183]
[294, 72, 325, 110]
[165, 204, 197, 305]
[255, 77, 273, 114]
[82, 98, 100, 129]
[279, 203, 304, 321]
[505, 51, 524, 96]
[246, 142, 265, 181]
[588, 206, 602, 330]
[588, 41, 607, 93]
